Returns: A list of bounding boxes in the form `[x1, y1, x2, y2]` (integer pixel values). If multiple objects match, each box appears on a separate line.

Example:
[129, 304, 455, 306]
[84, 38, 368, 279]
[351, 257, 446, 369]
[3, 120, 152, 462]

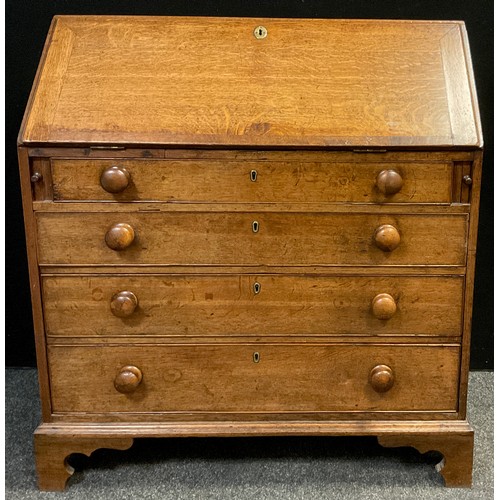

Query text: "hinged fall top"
[20, 16, 482, 149]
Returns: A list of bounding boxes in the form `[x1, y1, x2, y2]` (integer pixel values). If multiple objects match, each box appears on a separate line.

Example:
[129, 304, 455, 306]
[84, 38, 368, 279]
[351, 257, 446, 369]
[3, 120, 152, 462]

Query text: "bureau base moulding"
[34, 421, 474, 491]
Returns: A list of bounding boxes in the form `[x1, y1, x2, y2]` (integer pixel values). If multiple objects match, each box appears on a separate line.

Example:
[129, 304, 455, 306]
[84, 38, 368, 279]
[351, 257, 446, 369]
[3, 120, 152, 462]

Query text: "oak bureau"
[18, 16, 482, 490]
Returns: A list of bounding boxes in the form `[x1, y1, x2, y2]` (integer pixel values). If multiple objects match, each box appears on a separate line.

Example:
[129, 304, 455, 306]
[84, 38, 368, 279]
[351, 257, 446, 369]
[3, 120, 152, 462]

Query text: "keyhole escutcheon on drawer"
[252, 221, 260, 233]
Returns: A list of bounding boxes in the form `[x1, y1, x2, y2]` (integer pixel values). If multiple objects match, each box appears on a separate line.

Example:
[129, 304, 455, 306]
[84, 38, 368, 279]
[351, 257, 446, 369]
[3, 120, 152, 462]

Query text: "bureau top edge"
[19, 16, 482, 149]
[19, 142, 483, 152]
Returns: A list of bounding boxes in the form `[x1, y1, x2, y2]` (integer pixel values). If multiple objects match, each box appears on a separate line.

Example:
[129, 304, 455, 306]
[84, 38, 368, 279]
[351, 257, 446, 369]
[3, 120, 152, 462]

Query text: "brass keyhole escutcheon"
[253, 352, 260, 363]
[250, 169, 258, 182]
[252, 221, 259, 233]
[253, 282, 261, 294]
[254, 26, 267, 39]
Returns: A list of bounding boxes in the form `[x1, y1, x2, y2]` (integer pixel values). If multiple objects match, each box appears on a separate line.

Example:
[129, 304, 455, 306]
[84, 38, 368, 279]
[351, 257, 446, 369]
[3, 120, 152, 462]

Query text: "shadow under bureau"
[18, 16, 482, 490]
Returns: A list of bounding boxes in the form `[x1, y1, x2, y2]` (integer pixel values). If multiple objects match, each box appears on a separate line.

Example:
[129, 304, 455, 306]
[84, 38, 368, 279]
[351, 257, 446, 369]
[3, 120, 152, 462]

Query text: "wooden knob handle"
[370, 365, 394, 393]
[31, 172, 43, 183]
[105, 223, 135, 251]
[114, 365, 143, 394]
[374, 224, 400, 252]
[371, 293, 397, 320]
[100, 166, 131, 193]
[110, 291, 138, 318]
[376, 169, 403, 195]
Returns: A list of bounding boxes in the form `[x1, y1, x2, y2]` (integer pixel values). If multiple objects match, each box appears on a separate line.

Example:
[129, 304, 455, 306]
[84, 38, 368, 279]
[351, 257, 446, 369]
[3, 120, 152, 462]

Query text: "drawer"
[36, 212, 467, 266]
[42, 275, 464, 338]
[51, 159, 453, 204]
[48, 344, 460, 413]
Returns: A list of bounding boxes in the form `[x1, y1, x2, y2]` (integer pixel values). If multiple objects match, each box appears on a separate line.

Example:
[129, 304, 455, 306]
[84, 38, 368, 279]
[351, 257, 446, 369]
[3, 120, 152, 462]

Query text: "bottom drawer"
[48, 344, 459, 414]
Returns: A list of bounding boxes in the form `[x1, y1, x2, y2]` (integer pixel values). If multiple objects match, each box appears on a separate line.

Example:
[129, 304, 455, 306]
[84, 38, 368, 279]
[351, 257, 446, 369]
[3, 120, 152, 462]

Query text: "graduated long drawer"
[48, 344, 460, 414]
[36, 212, 468, 266]
[42, 275, 464, 337]
[51, 158, 454, 204]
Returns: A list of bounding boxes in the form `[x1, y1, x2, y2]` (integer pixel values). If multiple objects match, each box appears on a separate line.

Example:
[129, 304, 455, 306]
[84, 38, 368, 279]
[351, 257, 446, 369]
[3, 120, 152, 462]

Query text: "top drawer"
[50, 159, 454, 204]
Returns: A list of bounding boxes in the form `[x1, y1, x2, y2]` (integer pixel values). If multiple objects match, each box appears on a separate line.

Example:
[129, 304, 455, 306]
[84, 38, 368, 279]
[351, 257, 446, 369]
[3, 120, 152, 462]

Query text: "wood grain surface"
[29, 148, 477, 161]
[20, 17, 481, 148]
[42, 274, 464, 337]
[50, 158, 454, 203]
[33, 420, 473, 490]
[458, 150, 484, 418]
[47, 344, 460, 413]
[34, 433, 133, 491]
[36, 212, 468, 266]
[379, 430, 474, 487]
[17, 148, 52, 420]
[32, 201, 471, 214]
[18, 15, 482, 491]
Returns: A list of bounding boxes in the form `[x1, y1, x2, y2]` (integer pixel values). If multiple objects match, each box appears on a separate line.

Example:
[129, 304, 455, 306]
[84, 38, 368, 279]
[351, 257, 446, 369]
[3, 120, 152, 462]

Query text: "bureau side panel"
[458, 150, 483, 418]
[17, 147, 52, 420]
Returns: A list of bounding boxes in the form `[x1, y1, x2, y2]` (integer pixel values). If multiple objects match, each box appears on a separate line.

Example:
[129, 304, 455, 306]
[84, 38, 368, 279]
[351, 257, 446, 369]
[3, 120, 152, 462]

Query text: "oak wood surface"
[29, 148, 477, 162]
[40, 266, 467, 275]
[47, 409, 461, 423]
[46, 337, 463, 347]
[33, 420, 472, 490]
[35, 419, 474, 437]
[17, 148, 52, 421]
[50, 159, 454, 204]
[458, 150, 483, 418]
[17, 15, 483, 491]
[31, 158, 53, 201]
[47, 344, 460, 413]
[439, 26, 479, 147]
[32, 202, 471, 214]
[20, 17, 481, 148]
[42, 274, 464, 337]
[378, 429, 474, 487]
[34, 432, 133, 491]
[35, 212, 468, 266]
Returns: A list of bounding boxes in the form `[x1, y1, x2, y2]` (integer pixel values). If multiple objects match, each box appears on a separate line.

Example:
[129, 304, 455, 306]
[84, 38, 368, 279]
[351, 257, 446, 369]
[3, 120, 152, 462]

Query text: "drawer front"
[36, 212, 467, 266]
[48, 344, 460, 413]
[43, 275, 464, 337]
[51, 159, 453, 204]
